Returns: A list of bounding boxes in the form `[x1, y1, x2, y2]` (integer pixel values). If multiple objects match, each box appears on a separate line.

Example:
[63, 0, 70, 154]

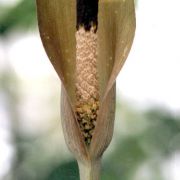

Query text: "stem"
[78, 159, 101, 180]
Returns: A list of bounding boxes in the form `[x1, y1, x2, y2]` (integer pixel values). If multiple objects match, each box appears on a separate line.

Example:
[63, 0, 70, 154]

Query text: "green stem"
[78, 159, 101, 180]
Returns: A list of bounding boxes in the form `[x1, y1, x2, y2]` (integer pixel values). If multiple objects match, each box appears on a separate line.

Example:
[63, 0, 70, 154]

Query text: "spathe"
[36, 0, 136, 179]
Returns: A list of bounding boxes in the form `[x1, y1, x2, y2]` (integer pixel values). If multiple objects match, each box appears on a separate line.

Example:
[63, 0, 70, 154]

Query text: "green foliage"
[0, 0, 36, 35]
[46, 161, 79, 180]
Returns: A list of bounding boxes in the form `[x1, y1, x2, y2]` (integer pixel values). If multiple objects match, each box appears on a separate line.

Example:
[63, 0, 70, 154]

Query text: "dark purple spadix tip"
[76, 0, 99, 32]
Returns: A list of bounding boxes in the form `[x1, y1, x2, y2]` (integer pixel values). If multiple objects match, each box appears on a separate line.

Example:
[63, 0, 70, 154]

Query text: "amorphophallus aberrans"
[36, 0, 136, 179]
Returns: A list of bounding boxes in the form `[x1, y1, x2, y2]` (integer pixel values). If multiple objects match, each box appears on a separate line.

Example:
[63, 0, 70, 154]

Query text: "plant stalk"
[78, 159, 101, 180]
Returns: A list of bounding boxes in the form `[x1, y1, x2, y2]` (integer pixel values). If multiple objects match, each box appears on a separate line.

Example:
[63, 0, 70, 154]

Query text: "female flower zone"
[36, 0, 136, 179]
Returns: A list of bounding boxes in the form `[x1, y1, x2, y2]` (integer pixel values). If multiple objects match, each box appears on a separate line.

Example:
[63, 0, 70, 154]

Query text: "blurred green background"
[0, 0, 180, 180]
